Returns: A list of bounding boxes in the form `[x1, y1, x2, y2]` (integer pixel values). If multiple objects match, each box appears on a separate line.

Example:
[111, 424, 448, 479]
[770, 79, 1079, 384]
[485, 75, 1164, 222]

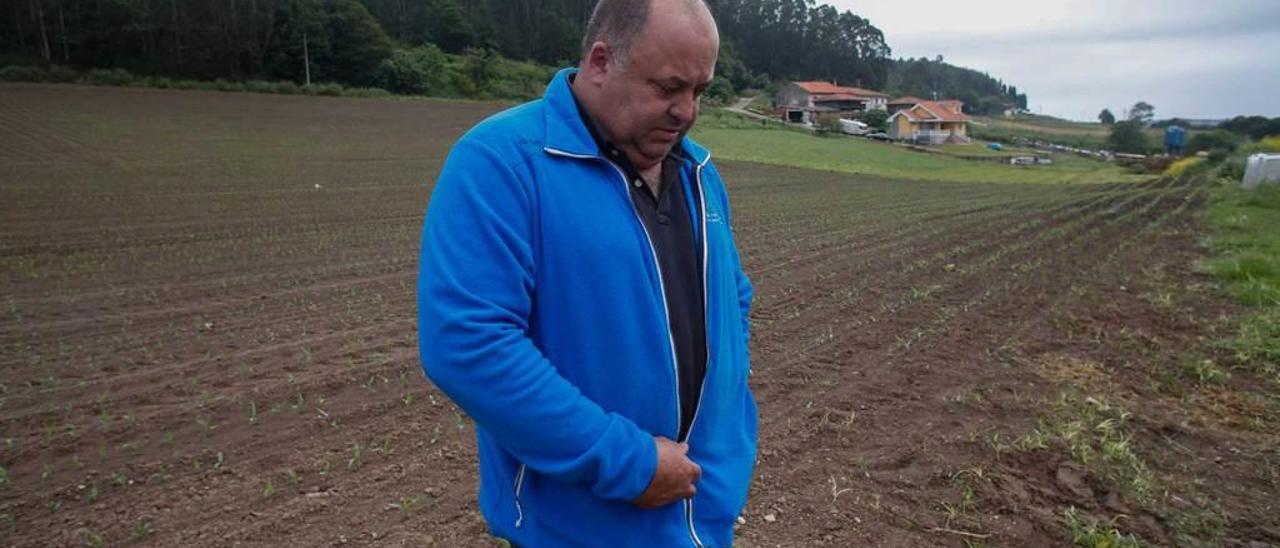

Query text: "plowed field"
[2, 84, 1276, 547]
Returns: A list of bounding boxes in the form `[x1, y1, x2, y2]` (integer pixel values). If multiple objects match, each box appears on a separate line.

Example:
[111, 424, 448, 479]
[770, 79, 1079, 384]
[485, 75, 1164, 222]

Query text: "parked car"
[839, 119, 870, 136]
[863, 132, 893, 142]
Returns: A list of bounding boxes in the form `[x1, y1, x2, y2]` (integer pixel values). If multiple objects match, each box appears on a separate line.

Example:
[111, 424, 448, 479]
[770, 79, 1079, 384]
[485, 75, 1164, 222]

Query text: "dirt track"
[1, 84, 1276, 547]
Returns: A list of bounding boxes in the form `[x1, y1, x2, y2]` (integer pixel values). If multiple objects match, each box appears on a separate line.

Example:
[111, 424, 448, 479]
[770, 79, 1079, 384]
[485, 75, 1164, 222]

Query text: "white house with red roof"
[773, 81, 890, 124]
[886, 97, 973, 145]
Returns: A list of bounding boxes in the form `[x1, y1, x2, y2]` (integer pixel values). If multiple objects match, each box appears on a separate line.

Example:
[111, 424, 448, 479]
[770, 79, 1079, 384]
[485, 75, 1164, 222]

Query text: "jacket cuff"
[590, 414, 658, 502]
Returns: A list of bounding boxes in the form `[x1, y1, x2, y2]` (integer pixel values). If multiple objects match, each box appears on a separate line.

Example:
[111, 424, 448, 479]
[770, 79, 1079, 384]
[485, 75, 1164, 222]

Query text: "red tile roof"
[793, 81, 889, 98]
[936, 100, 965, 114]
[833, 86, 889, 98]
[812, 93, 866, 102]
[919, 101, 969, 122]
[893, 100, 970, 123]
[792, 81, 844, 94]
[889, 96, 927, 104]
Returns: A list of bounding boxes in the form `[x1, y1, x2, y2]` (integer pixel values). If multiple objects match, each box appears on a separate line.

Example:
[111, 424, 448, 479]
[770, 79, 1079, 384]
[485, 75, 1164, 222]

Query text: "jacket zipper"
[683, 159, 711, 548]
[544, 146, 709, 547]
[545, 146, 683, 436]
[514, 463, 527, 528]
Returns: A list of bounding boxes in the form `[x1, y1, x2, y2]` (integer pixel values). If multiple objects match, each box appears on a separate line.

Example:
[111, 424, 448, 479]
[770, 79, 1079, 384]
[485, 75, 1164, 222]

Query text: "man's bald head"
[581, 0, 717, 69]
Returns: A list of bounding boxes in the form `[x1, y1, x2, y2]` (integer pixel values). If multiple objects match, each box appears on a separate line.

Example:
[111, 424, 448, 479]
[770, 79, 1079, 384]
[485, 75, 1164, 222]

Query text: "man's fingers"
[687, 460, 702, 481]
[677, 442, 689, 454]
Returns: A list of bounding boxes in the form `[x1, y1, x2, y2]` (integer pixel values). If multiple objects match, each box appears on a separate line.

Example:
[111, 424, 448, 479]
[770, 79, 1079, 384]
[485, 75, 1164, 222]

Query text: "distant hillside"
[886, 57, 1028, 115]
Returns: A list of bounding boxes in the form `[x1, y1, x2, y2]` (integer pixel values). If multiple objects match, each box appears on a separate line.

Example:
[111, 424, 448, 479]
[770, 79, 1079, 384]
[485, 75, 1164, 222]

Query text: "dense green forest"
[886, 56, 1028, 114]
[0, 0, 1028, 111]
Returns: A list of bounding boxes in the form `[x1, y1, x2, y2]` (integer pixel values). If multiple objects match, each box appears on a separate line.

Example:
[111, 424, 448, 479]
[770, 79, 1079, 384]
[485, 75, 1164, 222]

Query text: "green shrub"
[376, 45, 453, 95]
[1187, 130, 1240, 154]
[1106, 120, 1151, 154]
[344, 86, 392, 98]
[303, 83, 344, 96]
[813, 113, 843, 136]
[46, 65, 78, 83]
[1241, 136, 1280, 154]
[483, 57, 553, 100]
[273, 81, 302, 95]
[703, 76, 735, 106]
[212, 79, 245, 92]
[0, 65, 48, 82]
[79, 68, 134, 86]
[1216, 157, 1247, 181]
[859, 109, 889, 132]
[244, 80, 276, 94]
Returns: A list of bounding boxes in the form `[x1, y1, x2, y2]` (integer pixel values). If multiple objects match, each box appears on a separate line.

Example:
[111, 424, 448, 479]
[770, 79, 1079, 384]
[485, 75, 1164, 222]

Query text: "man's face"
[584, 6, 718, 170]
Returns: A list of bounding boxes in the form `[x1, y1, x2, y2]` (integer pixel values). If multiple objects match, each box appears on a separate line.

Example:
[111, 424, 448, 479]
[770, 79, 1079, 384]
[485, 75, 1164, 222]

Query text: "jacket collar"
[542, 67, 711, 168]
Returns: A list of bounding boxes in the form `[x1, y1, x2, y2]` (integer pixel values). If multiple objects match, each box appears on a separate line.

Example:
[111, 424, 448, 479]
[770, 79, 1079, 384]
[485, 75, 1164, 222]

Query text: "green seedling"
[286, 469, 302, 492]
[390, 495, 419, 515]
[348, 443, 363, 470]
[130, 519, 154, 542]
[84, 530, 105, 547]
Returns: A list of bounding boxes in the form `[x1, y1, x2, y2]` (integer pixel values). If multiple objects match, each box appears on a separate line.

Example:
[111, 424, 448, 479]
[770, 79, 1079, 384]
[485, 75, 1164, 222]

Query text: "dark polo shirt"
[570, 87, 708, 442]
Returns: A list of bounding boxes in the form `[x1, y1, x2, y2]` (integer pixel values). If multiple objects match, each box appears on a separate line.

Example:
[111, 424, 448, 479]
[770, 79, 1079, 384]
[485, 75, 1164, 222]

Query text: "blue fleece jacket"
[418, 68, 756, 547]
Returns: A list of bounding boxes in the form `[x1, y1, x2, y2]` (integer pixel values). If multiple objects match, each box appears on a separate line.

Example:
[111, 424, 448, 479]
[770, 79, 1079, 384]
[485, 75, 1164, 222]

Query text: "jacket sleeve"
[710, 163, 754, 353]
[418, 138, 657, 502]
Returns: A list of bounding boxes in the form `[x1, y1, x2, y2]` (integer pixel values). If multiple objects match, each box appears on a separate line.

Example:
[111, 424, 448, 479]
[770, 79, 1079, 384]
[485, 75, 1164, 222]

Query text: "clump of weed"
[1062, 507, 1141, 547]
[1051, 393, 1153, 502]
[1185, 358, 1230, 386]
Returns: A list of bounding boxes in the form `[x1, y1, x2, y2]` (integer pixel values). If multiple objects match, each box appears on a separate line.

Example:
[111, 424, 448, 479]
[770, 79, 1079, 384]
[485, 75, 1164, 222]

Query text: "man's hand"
[633, 436, 701, 509]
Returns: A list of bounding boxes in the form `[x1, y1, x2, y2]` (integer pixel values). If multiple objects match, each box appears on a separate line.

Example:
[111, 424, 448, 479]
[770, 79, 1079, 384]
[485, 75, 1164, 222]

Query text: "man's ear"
[583, 41, 613, 85]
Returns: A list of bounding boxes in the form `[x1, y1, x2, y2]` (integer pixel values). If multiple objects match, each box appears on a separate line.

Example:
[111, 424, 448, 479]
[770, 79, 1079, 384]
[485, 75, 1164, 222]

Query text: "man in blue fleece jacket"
[418, 0, 755, 545]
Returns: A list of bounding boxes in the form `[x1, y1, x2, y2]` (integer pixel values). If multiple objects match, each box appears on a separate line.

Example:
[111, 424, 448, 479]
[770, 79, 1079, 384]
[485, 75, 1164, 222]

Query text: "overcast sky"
[825, 0, 1280, 121]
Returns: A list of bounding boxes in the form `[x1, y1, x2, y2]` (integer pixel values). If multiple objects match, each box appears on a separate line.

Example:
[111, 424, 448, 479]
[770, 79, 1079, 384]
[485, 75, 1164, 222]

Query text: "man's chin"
[642, 140, 679, 159]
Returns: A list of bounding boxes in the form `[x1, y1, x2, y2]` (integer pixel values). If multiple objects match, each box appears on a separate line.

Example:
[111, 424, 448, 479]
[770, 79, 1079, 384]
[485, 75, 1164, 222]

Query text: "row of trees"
[1098, 101, 1154, 125]
[709, 0, 890, 90]
[1, 0, 395, 86]
[2, 0, 1024, 109]
[1101, 104, 1280, 143]
[1218, 116, 1280, 141]
[359, 0, 896, 92]
[1102, 99, 1279, 155]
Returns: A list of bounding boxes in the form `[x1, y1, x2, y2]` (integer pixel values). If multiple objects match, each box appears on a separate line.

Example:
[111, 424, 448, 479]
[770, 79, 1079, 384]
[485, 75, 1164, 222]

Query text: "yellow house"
[887, 99, 971, 145]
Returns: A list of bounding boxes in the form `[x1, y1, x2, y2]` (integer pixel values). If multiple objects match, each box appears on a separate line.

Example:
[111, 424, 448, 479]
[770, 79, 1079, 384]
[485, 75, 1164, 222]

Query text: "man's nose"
[669, 90, 697, 125]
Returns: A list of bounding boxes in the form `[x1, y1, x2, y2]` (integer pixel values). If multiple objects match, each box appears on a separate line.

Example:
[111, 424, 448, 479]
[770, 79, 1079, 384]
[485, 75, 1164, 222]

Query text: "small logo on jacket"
[707, 211, 724, 224]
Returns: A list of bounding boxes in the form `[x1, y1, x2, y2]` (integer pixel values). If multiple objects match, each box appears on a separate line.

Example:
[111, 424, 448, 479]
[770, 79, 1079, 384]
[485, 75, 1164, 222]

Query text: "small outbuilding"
[886, 98, 972, 145]
[773, 81, 889, 125]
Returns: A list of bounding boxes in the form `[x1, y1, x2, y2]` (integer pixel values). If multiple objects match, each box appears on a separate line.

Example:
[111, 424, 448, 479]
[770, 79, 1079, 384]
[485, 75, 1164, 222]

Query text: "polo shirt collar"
[542, 67, 711, 168]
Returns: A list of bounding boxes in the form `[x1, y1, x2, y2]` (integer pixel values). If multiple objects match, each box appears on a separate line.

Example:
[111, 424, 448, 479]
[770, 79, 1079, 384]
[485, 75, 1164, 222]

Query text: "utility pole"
[31, 0, 51, 62]
[172, 0, 183, 67]
[302, 31, 312, 86]
[58, 1, 68, 63]
[13, 1, 27, 52]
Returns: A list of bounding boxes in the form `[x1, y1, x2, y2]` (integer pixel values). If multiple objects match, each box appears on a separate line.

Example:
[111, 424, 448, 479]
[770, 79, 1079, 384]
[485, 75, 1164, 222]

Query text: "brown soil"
[1, 84, 1276, 547]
